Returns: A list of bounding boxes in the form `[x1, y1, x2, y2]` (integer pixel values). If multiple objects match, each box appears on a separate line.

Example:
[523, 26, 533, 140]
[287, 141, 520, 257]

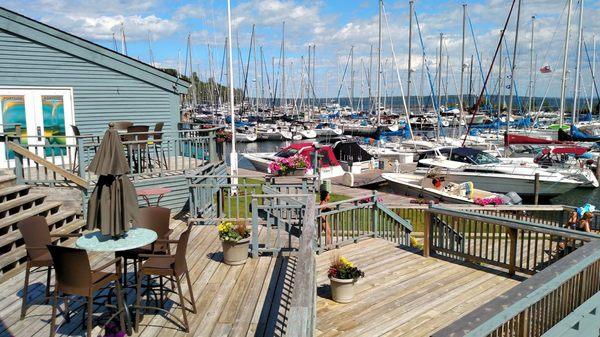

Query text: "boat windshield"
[275, 148, 298, 158]
[450, 150, 500, 165]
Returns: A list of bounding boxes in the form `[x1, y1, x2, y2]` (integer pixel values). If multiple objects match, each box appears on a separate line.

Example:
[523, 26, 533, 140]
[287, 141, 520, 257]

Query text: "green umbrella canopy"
[86, 127, 139, 236]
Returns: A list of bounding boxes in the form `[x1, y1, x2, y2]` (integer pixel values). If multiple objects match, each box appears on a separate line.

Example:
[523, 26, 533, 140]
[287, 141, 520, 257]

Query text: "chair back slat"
[18, 216, 51, 261]
[47, 245, 92, 289]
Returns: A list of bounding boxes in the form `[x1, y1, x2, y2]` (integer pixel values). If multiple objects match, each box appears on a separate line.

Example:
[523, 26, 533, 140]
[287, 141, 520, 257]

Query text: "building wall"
[0, 29, 181, 135]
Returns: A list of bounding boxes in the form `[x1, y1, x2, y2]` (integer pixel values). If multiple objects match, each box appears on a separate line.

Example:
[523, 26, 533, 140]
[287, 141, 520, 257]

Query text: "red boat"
[504, 133, 569, 146]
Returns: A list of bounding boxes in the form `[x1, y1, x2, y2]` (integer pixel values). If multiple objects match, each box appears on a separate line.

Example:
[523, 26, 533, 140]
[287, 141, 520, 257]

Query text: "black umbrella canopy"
[88, 127, 130, 176]
[86, 126, 139, 236]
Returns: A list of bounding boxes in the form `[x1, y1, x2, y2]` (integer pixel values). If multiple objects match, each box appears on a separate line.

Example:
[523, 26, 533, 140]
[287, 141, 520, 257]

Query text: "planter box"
[330, 277, 356, 303]
[221, 237, 250, 265]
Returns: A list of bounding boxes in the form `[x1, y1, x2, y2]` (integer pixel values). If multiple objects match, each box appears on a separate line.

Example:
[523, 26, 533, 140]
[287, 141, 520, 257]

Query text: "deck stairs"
[0, 173, 85, 282]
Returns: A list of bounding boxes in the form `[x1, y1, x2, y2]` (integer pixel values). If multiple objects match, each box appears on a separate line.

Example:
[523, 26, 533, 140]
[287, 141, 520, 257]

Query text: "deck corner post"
[372, 191, 379, 237]
[251, 198, 259, 258]
[208, 130, 218, 163]
[508, 227, 518, 276]
[423, 208, 432, 258]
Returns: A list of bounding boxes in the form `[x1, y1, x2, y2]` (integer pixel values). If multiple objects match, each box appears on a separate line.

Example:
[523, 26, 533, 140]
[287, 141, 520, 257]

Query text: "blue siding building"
[0, 7, 189, 136]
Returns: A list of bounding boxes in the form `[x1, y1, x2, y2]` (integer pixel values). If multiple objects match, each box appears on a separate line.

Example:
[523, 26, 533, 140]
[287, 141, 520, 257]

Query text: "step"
[0, 218, 85, 275]
[0, 185, 30, 203]
[0, 175, 16, 189]
[0, 201, 62, 232]
[0, 209, 79, 250]
[0, 194, 46, 218]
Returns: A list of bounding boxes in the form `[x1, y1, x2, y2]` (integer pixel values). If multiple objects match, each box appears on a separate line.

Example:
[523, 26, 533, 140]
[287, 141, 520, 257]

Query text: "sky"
[1, 0, 599, 102]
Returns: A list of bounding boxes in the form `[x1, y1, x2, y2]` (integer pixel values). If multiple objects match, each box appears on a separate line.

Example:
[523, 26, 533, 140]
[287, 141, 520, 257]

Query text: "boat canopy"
[279, 143, 340, 168]
[331, 141, 374, 163]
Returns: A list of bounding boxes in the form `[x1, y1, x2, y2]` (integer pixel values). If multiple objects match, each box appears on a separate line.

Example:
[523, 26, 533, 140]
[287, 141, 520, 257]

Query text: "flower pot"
[221, 237, 250, 265]
[329, 277, 356, 303]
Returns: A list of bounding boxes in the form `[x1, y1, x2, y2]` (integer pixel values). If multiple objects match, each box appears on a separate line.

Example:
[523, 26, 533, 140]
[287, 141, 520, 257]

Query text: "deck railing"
[391, 204, 600, 233]
[317, 192, 413, 251]
[432, 238, 600, 337]
[1, 127, 222, 187]
[424, 206, 600, 276]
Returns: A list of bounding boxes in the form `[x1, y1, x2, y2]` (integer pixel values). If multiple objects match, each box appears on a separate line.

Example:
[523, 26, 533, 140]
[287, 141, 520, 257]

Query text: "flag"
[539, 65, 552, 73]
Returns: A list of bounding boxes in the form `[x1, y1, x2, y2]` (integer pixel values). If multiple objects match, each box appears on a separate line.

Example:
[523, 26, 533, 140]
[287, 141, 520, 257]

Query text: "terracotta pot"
[329, 277, 357, 303]
[221, 237, 250, 265]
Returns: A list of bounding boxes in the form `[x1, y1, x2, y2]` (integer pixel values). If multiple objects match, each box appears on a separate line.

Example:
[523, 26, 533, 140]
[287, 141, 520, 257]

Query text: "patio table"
[76, 228, 157, 335]
[136, 187, 172, 207]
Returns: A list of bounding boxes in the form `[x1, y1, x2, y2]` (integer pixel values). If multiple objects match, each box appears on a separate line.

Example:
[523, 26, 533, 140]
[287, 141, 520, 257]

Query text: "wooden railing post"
[372, 191, 379, 237]
[251, 198, 259, 258]
[208, 130, 218, 163]
[424, 208, 432, 258]
[508, 227, 518, 276]
[76, 136, 86, 179]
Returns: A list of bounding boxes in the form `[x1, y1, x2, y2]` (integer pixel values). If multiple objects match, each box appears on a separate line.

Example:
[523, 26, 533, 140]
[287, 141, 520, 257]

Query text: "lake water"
[221, 139, 598, 208]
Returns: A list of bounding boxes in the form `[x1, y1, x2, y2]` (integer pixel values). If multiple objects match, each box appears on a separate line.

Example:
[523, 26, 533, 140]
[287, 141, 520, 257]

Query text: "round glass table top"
[75, 228, 158, 252]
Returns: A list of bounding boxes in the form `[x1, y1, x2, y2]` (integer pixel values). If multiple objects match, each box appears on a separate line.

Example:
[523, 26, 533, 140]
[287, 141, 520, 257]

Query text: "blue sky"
[1, 0, 599, 99]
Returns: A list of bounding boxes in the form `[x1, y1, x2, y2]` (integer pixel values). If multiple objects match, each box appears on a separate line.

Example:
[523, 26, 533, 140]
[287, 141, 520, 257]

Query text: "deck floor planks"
[315, 238, 520, 337]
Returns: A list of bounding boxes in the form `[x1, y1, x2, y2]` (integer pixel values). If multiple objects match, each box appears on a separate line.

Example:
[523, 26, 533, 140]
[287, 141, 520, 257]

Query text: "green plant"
[218, 221, 251, 242]
[328, 256, 365, 281]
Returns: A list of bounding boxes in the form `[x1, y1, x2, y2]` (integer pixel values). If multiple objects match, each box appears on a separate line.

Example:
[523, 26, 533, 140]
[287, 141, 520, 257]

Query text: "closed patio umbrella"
[86, 124, 139, 236]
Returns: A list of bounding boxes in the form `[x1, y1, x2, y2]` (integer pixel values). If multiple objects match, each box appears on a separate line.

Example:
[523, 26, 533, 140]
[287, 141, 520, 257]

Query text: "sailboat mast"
[506, 0, 522, 138]
[253, 26, 259, 115]
[407, 0, 414, 116]
[559, 0, 573, 127]
[437, 33, 443, 112]
[528, 16, 536, 115]
[572, 0, 585, 124]
[351, 45, 355, 112]
[376, 0, 382, 124]
[226, 0, 237, 178]
[592, 34, 597, 113]
[459, 4, 467, 133]
[188, 34, 197, 106]
[281, 21, 286, 113]
[498, 30, 503, 133]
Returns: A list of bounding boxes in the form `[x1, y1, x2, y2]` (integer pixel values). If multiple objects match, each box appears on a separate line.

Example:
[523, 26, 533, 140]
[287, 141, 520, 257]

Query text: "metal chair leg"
[86, 296, 93, 337]
[115, 281, 127, 333]
[175, 276, 189, 332]
[20, 264, 30, 320]
[50, 290, 58, 337]
[134, 273, 143, 332]
[185, 271, 197, 314]
[45, 266, 52, 304]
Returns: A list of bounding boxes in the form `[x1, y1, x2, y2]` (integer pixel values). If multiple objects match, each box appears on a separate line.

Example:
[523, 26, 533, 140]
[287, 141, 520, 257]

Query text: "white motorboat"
[382, 172, 515, 204]
[415, 147, 582, 197]
[235, 132, 258, 143]
[315, 122, 343, 137]
[242, 142, 345, 179]
[256, 125, 293, 141]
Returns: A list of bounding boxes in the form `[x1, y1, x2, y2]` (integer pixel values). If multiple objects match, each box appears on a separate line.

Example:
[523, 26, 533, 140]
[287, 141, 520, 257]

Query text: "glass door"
[0, 88, 75, 168]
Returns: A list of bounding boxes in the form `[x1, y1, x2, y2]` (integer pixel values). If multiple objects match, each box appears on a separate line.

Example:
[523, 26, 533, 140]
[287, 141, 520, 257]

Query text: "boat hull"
[383, 173, 475, 204]
[414, 170, 579, 197]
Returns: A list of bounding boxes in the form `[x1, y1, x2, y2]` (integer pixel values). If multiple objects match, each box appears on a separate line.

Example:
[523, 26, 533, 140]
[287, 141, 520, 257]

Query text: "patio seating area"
[1, 220, 292, 337]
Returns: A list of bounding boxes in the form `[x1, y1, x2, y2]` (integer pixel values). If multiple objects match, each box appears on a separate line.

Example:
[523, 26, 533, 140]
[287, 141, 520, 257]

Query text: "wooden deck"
[0, 221, 292, 337]
[315, 238, 521, 337]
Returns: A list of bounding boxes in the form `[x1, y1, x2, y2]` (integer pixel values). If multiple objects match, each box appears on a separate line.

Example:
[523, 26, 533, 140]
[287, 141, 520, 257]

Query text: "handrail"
[429, 205, 599, 241]
[8, 141, 88, 188]
[432, 239, 600, 337]
[286, 194, 316, 337]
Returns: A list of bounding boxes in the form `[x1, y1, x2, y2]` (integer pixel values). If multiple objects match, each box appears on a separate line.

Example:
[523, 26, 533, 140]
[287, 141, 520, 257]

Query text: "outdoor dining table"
[136, 187, 172, 207]
[76, 228, 158, 335]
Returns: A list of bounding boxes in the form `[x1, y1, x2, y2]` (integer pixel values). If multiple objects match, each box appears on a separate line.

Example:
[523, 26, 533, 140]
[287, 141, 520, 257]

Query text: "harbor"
[0, 0, 599, 337]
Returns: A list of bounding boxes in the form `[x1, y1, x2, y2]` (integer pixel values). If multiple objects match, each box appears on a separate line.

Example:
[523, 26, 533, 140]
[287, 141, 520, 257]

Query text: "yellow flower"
[339, 256, 353, 267]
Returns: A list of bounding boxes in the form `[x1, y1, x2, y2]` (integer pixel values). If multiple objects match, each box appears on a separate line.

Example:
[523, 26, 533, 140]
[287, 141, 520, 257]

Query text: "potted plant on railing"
[218, 221, 251, 265]
[268, 154, 312, 176]
[328, 256, 364, 303]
